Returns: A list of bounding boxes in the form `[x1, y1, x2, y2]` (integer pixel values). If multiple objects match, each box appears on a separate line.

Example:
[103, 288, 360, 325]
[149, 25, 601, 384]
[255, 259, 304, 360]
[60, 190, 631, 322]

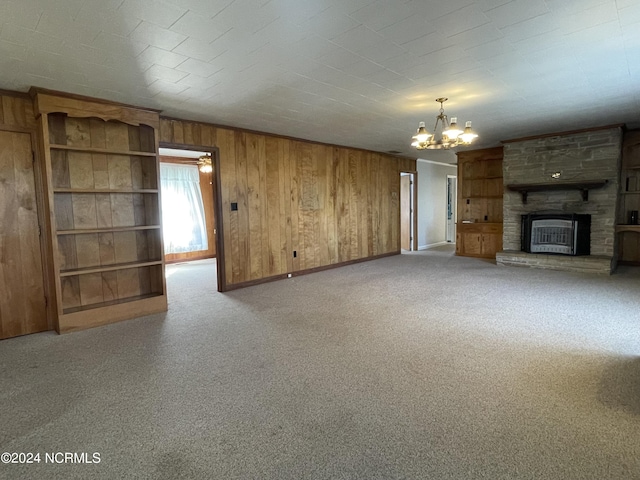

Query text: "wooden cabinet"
[456, 147, 503, 258]
[617, 129, 640, 264]
[32, 89, 167, 333]
[456, 223, 503, 258]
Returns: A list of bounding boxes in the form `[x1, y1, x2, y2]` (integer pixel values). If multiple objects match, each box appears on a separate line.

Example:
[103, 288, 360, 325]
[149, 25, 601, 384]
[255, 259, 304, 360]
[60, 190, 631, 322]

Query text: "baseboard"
[222, 251, 401, 291]
[418, 241, 451, 251]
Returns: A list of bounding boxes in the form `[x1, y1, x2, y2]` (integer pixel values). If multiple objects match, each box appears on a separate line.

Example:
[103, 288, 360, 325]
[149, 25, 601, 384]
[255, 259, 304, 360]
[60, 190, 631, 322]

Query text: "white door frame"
[400, 172, 416, 251]
[446, 174, 457, 243]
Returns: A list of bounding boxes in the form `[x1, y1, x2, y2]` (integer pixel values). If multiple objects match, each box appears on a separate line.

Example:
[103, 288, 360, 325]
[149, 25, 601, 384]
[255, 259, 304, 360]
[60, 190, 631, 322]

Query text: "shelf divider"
[60, 260, 163, 277]
[53, 188, 158, 193]
[50, 144, 157, 157]
[57, 225, 161, 235]
[615, 225, 640, 233]
[62, 293, 164, 315]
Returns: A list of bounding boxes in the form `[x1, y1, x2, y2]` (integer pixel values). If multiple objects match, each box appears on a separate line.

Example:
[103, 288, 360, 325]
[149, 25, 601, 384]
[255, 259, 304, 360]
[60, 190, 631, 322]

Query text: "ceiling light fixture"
[411, 97, 478, 150]
[197, 154, 212, 173]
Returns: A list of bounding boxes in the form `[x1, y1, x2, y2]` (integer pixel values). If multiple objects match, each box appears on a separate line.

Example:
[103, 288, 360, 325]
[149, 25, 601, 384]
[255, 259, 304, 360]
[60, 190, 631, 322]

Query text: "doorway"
[158, 145, 224, 292]
[158, 147, 216, 263]
[446, 175, 457, 243]
[400, 172, 417, 251]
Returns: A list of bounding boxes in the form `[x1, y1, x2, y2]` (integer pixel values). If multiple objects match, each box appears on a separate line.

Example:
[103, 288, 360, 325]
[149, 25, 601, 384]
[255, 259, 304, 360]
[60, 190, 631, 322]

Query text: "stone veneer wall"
[499, 126, 622, 272]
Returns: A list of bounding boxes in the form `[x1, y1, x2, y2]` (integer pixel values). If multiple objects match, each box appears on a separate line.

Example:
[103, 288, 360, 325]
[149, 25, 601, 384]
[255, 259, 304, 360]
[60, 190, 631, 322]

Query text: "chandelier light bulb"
[443, 117, 463, 138]
[411, 99, 478, 150]
[415, 121, 431, 143]
[459, 121, 478, 144]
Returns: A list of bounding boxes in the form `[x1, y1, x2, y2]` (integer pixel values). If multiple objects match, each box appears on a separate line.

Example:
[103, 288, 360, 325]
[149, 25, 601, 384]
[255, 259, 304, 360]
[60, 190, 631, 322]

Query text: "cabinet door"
[619, 232, 640, 263]
[462, 232, 483, 255]
[481, 233, 502, 257]
[0, 131, 48, 339]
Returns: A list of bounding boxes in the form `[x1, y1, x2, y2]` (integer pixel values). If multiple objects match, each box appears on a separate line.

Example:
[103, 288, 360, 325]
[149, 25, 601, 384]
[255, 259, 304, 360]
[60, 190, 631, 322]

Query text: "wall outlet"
[287, 273, 292, 278]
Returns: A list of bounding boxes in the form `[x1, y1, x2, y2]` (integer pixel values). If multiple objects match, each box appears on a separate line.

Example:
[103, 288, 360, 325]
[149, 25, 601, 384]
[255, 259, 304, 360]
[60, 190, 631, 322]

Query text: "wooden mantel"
[506, 180, 608, 204]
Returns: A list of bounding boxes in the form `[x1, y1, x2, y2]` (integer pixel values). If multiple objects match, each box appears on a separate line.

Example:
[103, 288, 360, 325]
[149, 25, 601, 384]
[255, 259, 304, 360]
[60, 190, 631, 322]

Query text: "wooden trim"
[38, 113, 65, 319]
[506, 180, 608, 203]
[57, 225, 161, 235]
[0, 122, 35, 134]
[50, 144, 157, 156]
[159, 141, 226, 292]
[222, 251, 400, 292]
[212, 147, 225, 292]
[31, 90, 160, 129]
[29, 87, 162, 113]
[617, 260, 640, 266]
[457, 222, 503, 231]
[165, 253, 215, 264]
[60, 260, 163, 277]
[160, 115, 416, 161]
[153, 123, 169, 308]
[57, 295, 167, 333]
[616, 225, 640, 233]
[502, 124, 624, 144]
[54, 188, 158, 193]
[0, 88, 30, 99]
[456, 146, 504, 159]
[29, 129, 55, 331]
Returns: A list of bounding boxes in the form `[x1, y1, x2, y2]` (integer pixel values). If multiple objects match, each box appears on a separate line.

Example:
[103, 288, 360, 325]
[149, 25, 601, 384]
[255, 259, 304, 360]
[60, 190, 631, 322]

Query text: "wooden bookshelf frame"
[32, 89, 167, 333]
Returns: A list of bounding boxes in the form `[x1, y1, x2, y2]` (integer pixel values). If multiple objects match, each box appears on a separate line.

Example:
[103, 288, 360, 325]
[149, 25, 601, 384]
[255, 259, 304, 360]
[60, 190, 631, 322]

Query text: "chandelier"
[411, 98, 478, 150]
[197, 154, 212, 173]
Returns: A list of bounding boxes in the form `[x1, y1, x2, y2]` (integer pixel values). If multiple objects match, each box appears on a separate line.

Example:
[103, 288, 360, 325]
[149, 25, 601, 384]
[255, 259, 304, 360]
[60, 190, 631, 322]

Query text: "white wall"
[417, 159, 457, 249]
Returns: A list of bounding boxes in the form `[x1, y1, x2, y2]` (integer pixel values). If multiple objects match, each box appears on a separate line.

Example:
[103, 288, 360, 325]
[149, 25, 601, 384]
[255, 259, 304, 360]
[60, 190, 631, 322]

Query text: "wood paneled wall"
[160, 118, 415, 287]
[0, 92, 37, 130]
[0, 92, 50, 338]
[0, 87, 415, 307]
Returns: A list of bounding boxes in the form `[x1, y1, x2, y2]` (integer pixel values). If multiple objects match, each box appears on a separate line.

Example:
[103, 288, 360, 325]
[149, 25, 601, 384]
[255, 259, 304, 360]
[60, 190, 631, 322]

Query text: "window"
[159, 163, 208, 254]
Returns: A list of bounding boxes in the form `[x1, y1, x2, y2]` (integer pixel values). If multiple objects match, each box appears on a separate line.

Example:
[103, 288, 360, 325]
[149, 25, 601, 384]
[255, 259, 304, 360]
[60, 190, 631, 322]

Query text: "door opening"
[446, 175, 457, 243]
[400, 172, 416, 251]
[158, 145, 224, 293]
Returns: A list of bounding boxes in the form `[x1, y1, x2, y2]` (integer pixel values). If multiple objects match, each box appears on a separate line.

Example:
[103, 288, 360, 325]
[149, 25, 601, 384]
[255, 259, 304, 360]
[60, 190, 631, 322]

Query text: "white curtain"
[160, 163, 208, 254]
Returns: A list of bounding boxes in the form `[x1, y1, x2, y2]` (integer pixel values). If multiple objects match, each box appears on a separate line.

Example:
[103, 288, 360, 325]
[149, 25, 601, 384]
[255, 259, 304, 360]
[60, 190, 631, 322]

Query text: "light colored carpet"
[1, 246, 640, 479]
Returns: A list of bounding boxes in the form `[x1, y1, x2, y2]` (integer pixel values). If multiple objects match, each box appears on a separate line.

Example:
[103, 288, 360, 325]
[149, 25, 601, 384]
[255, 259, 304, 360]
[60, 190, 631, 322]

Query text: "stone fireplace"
[496, 126, 622, 274]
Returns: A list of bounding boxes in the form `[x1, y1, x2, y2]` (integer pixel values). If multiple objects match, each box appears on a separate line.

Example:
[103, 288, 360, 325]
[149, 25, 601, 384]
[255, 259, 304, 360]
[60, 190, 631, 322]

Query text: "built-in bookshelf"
[456, 147, 504, 258]
[32, 89, 167, 332]
[618, 129, 640, 264]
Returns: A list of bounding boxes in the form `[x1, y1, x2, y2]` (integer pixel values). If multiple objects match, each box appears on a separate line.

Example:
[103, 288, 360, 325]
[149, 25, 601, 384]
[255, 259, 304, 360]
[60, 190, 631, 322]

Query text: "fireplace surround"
[496, 125, 622, 274]
[521, 213, 591, 256]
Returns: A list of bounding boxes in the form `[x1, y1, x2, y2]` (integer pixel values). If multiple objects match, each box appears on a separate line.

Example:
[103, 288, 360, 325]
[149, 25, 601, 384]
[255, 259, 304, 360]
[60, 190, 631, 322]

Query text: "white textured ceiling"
[1, 0, 639, 161]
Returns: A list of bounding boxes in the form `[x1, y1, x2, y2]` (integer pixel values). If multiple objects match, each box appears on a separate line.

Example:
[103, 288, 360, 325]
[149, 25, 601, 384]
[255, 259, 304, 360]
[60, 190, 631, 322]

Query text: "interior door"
[400, 174, 411, 250]
[447, 176, 457, 242]
[0, 130, 48, 339]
